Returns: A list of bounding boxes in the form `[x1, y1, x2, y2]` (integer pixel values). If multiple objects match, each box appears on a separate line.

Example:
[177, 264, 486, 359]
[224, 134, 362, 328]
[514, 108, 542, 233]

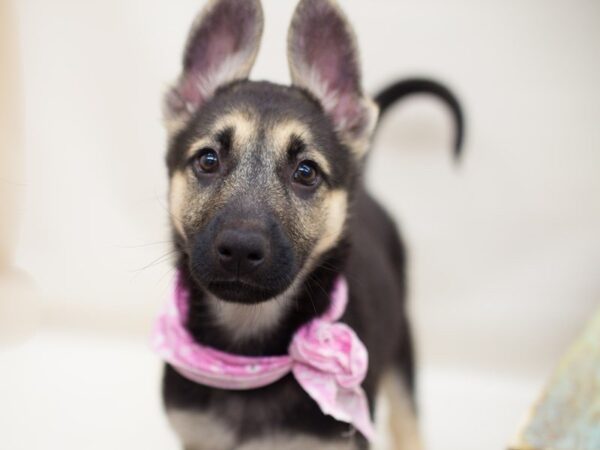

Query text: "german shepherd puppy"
[160, 0, 463, 448]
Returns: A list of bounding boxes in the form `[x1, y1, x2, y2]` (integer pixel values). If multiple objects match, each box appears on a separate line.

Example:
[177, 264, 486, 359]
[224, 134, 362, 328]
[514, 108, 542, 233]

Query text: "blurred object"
[0, 0, 22, 265]
[0, 268, 40, 345]
[0, 0, 40, 346]
[511, 309, 600, 450]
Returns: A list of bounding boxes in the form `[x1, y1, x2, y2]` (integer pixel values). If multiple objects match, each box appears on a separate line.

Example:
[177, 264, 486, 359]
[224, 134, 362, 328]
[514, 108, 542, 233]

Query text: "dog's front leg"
[236, 434, 363, 450]
[382, 372, 424, 450]
[168, 409, 237, 450]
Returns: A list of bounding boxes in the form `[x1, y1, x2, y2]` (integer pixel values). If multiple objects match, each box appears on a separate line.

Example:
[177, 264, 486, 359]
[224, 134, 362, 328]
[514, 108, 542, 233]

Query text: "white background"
[1, 0, 599, 449]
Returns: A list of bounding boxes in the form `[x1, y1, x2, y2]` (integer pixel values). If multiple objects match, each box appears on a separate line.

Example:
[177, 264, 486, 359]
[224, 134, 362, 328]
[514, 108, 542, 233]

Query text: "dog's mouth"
[207, 280, 280, 304]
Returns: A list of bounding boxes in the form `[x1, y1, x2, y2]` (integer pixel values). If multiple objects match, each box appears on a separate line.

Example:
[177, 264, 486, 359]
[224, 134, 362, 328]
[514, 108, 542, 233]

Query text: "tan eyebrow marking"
[270, 119, 311, 155]
[268, 119, 331, 176]
[185, 110, 258, 158]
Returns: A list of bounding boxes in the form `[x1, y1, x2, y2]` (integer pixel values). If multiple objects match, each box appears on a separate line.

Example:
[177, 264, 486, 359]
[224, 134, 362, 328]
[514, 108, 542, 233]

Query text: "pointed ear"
[164, 0, 264, 129]
[287, 0, 378, 155]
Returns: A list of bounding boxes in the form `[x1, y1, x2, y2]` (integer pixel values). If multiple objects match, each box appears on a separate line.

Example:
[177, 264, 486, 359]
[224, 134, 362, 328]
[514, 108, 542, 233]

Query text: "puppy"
[158, 0, 463, 449]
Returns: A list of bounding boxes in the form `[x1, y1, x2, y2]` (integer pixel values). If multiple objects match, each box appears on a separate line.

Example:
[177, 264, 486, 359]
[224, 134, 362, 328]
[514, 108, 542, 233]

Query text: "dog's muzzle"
[188, 210, 297, 303]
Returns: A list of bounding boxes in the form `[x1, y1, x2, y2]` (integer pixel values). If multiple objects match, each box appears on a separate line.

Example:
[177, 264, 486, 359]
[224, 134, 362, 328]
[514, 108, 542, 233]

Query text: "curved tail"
[374, 78, 465, 159]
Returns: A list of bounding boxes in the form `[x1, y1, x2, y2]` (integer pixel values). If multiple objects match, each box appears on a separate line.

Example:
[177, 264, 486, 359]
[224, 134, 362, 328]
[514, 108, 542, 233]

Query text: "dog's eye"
[293, 161, 320, 187]
[192, 148, 220, 175]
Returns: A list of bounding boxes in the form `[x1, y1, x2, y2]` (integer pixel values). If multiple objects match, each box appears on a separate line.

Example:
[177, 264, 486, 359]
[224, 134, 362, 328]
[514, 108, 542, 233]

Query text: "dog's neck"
[175, 245, 347, 356]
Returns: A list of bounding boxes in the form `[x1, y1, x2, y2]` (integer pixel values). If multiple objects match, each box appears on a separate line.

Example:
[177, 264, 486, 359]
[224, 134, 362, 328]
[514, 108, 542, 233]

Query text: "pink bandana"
[152, 274, 375, 441]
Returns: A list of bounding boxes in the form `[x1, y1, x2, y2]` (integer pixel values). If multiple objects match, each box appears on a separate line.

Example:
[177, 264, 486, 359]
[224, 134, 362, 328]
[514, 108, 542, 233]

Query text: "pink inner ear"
[177, 78, 203, 110]
[292, 1, 365, 133]
[299, 13, 359, 97]
[332, 93, 365, 132]
[308, 41, 361, 127]
[186, 6, 242, 76]
[177, 25, 238, 110]
[202, 32, 237, 73]
[167, 0, 261, 117]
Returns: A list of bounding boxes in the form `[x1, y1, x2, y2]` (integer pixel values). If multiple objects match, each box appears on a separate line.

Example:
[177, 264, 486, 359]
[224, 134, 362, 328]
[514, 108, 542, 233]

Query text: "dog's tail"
[373, 78, 465, 159]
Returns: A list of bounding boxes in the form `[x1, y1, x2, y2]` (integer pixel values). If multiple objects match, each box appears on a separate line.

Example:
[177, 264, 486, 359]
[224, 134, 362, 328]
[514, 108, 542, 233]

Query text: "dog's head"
[165, 0, 377, 304]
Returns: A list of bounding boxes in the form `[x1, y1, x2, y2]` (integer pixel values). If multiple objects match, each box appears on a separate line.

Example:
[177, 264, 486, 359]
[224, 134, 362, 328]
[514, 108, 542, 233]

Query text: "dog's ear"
[287, 0, 378, 155]
[164, 0, 264, 129]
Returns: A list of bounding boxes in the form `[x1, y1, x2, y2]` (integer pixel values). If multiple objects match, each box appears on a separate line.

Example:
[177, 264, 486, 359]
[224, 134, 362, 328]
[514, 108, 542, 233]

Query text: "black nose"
[215, 229, 270, 276]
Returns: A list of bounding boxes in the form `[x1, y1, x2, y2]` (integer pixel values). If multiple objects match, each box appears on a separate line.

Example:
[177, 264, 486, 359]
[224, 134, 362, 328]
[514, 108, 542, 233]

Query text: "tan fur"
[168, 110, 261, 241]
[163, 112, 190, 137]
[167, 409, 236, 450]
[169, 170, 189, 239]
[238, 434, 359, 450]
[168, 408, 358, 450]
[205, 292, 290, 342]
[268, 119, 332, 175]
[185, 110, 258, 159]
[183, 136, 213, 158]
[269, 119, 312, 154]
[381, 372, 424, 450]
[306, 189, 348, 260]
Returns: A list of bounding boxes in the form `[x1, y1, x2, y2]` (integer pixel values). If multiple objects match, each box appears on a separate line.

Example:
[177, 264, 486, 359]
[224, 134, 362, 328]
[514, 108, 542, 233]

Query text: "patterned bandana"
[152, 273, 375, 441]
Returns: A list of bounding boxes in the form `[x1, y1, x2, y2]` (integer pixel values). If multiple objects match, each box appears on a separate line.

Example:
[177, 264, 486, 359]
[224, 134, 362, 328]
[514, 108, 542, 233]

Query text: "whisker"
[130, 249, 178, 273]
[114, 240, 171, 249]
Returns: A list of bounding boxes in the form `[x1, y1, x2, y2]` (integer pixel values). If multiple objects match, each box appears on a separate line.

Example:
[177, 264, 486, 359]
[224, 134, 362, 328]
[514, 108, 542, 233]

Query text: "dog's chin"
[206, 280, 287, 304]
